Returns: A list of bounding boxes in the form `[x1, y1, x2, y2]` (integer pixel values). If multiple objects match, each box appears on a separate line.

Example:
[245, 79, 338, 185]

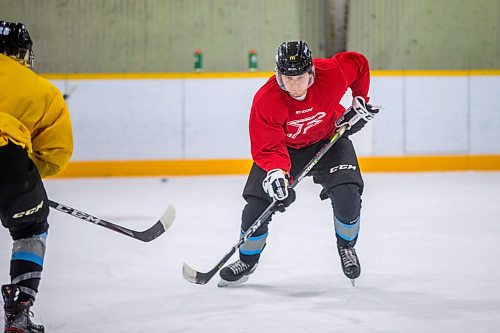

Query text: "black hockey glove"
[335, 96, 380, 136]
[262, 169, 296, 212]
[275, 187, 296, 212]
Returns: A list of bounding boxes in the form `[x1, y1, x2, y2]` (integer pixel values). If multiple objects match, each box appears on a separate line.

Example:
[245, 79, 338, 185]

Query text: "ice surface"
[1, 172, 500, 332]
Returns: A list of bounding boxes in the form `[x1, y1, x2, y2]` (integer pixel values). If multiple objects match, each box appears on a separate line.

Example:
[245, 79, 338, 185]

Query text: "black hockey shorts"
[0, 142, 49, 240]
[242, 136, 364, 202]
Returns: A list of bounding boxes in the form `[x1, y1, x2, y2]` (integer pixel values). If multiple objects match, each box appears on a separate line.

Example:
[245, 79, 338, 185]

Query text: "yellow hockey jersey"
[0, 54, 73, 178]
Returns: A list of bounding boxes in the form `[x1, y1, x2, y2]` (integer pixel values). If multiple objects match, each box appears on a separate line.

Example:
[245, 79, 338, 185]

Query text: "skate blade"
[217, 275, 250, 288]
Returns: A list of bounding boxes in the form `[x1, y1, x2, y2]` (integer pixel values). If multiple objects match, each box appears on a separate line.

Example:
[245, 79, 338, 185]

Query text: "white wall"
[51, 74, 500, 161]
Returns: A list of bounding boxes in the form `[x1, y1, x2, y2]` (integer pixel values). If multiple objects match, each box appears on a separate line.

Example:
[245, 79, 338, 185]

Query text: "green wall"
[1, 0, 498, 72]
[1, 0, 326, 72]
[347, 0, 499, 69]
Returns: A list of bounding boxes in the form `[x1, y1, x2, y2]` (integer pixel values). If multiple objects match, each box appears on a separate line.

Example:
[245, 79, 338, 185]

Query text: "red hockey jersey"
[249, 51, 371, 173]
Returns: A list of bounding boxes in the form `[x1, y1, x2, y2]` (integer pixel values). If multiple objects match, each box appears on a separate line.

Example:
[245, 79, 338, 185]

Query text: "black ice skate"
[337, 244, 361, 286]
[2, 284, 45, 333]
[218, 260, 258, 287]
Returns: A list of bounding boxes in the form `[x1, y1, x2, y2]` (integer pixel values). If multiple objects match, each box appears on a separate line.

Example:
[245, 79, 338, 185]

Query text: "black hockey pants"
[0, 142, 49, 302]
[239, 137, 364, 264]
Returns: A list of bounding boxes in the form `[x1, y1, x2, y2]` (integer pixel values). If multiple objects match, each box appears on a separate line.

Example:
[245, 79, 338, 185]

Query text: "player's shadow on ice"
[240, 277, 499, 322]
[245, 283, 329, 298]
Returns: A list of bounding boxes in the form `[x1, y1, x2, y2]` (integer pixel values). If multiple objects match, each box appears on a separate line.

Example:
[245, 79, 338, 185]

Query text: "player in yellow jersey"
[0, 21, 73, 333]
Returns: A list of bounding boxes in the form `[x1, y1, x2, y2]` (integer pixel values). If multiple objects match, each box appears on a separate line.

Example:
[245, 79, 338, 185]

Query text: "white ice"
[1, 172, 500, 332]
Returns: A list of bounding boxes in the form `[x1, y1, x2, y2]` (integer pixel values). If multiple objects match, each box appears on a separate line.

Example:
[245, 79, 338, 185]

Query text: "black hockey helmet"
[0, 21, 34, 68]
[275, 41, 312, 76]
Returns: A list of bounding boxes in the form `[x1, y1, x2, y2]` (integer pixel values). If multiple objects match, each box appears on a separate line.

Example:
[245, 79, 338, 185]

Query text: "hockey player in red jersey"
[1, 21, 73, 332]
[218, 41, 380, 287]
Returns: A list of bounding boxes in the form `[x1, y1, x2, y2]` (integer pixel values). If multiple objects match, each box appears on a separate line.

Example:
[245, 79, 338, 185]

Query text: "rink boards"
[42, 70, 500, 176]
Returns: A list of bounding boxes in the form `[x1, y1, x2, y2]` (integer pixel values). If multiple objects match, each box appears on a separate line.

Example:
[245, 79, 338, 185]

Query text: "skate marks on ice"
[171, 274, 500, 333]
[0, 174, 499, 332]
[4, 280, 496, 332]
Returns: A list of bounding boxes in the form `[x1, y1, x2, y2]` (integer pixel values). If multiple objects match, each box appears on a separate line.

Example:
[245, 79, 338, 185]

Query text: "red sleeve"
[332, 52, 371, 103]
[249, 96, 291, 173]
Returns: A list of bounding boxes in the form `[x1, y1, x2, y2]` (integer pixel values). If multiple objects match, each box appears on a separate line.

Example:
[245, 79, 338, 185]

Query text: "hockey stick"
[49, 200, 175, 242]
[182, 124, 348, 284]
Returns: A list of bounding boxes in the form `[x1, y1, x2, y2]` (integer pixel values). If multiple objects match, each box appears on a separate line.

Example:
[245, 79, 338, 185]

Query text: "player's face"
[281, 73, 311, 99]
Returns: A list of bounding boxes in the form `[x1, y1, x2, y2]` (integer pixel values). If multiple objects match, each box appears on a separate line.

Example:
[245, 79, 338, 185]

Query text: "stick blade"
[182, 263, 208, 285]
[133, 204, 175, 242]
[182, 263, 201, 284]
[159, 204, 176, 230]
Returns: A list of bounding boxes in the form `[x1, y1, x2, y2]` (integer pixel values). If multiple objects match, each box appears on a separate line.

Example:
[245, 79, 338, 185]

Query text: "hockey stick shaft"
[183, 125, 348, 284]
[49, 200, 175, 242]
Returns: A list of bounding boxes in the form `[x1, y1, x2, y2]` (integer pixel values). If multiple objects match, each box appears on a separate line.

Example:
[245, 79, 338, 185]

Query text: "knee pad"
[240, 196, 270, 262]
[328, 184, 362, 246]
[241, 196, 272, 232]
[1, 181, 49, 240]
[328, 183, 361, 223]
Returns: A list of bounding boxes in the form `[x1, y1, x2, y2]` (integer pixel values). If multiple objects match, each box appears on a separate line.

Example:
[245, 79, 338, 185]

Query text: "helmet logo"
[0, 26, 11, 35]
[276, 40, 312, 76]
